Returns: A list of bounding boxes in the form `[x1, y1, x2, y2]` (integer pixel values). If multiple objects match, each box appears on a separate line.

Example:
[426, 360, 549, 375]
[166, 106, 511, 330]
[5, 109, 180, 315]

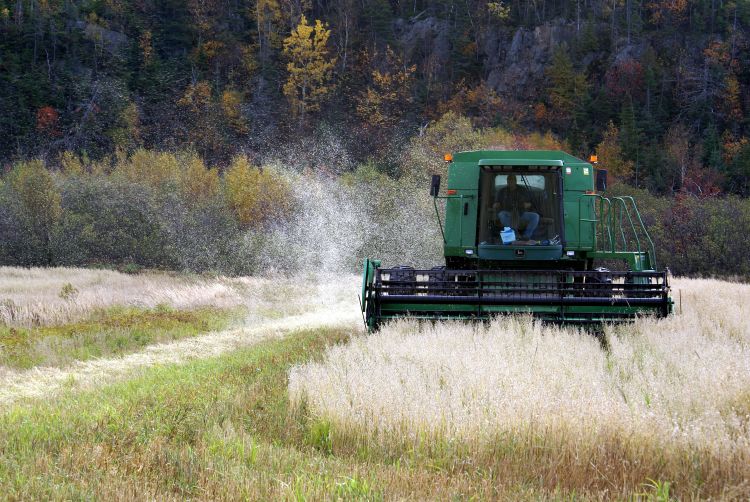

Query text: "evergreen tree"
[546, 47, 590, 140]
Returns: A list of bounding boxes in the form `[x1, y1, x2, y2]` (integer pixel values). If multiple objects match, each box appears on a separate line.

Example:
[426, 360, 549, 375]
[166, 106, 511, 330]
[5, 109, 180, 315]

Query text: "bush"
[55, 176, 175, 268]
[0, 150, 747, 279]
[224, 155, 294, 230]
[0, 160, 62, 266]
[609, 182, 750, 278]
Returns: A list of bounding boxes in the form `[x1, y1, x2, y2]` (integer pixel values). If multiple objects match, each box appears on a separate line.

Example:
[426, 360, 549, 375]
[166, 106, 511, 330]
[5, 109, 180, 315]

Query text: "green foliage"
[637, 479, 673, 502]
[1, 161, 63, 266]
[333, 476, 382, 500]
[546, 47, 589, 131]
[0, 328, 363, 500]
[58, 283, 79, 301]
[1, 136, 747, 279]
[308, 419, 333, 454]
[0, 151, 267, 274]
[619, 102, 642, 165]
[728, 141, 750, 196]
[607, 182, 750, 278]
[55, 175, 174, 268]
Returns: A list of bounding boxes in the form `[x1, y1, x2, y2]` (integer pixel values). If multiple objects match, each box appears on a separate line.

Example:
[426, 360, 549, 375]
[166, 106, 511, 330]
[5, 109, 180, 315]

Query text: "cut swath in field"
[0, 305, 244, 369]
[0, 267, 356, 329]
[0, 266, 245, 328]
[0, 267, 362, 405]
[289, 277, 750, 499]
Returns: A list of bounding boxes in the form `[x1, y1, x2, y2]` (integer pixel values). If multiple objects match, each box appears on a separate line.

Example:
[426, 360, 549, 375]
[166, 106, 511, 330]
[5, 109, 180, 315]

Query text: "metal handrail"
[617, 196, 658, 270]
[613, 200, 628, 251]
[577, 194, 657, 269]
[612, 197, 642, 256]
[578, 194, 613, 252]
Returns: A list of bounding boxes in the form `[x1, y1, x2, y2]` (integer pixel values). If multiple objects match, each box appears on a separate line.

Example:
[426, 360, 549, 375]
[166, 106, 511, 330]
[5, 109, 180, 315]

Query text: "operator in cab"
[493, 174, 539, 240]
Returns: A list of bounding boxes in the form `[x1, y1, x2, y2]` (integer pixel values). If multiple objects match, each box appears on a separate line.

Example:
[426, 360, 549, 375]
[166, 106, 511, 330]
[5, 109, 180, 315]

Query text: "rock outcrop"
[483, 20, 576, 100]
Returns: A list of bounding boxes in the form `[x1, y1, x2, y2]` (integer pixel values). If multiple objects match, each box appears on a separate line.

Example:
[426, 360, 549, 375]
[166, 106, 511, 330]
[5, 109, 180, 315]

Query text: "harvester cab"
[361, 150, 672, 331]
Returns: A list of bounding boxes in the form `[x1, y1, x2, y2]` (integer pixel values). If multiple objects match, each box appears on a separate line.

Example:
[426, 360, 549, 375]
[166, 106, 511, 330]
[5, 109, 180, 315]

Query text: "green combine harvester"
[361, 150, 673, 330]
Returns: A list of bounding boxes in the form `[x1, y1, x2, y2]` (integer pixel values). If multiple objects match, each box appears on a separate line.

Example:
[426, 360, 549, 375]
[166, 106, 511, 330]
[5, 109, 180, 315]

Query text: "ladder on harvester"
[578, 195, 658, 272]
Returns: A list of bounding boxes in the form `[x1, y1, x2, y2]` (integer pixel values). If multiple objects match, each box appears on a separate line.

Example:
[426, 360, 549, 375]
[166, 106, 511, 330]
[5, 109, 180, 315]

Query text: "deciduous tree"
[8, 160, 62, 265]
[282, 15, 336, 119]
[596, 121, 635, 180]
[356, 47, 415, 128]
[179, 153, 220, 203]
[224, 156, 293, 228]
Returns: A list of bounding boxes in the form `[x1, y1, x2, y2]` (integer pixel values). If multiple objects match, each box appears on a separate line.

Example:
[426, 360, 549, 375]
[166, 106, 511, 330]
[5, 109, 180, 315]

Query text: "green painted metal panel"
[444, 162, 479, 253]
[477, 244, 563, 260]
[452, 150, 587, 164]
[377, 303, 665, 318]
[562, 164, 595, 191]
[478, 159, 564, 166]
[564, 197, 595, 249]
[446, 162, 479, 189]
[443, 150, 601, 254]
[443, 191, 478, 251]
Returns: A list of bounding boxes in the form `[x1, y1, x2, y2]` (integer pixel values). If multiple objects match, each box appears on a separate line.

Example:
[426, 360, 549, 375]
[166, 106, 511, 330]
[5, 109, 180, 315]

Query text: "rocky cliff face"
[483, 21, 578, 99]
[394, 16, 625, 102]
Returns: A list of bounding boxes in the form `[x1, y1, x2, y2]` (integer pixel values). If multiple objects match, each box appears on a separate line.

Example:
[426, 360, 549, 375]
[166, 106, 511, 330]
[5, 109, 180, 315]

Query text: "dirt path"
[0, 299, 362, 406]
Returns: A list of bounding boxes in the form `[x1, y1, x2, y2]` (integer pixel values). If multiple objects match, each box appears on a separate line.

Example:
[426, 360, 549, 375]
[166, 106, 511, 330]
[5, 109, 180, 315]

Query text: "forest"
[1, 0, 749, 276]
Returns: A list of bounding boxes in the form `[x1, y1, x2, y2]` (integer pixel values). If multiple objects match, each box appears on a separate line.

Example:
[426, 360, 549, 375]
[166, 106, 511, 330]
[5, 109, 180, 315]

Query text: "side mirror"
[430, 174, 441, 197]
[595, 169, 607, 192]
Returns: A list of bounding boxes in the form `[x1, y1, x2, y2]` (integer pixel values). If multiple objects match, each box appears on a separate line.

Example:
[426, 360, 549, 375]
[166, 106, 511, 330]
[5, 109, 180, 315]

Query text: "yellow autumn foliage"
[437, 81, 502, 127]
[59, 151, 85, 176]
[114, 149, 180, 187]
[221, 89, 248, 134]
[356, 47, 415, 128]
[595, 121, 634, 180]
[179, 153, 220, 203]
[282, 15, 336, 117]
[224, 155, 293, 228]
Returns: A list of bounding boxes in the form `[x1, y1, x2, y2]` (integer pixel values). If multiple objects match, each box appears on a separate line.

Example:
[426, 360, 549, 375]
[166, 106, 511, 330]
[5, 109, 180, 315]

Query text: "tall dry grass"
[0, 266, 245, 327]
[0, 267, 358, 328]
[289, 277, 750, 498]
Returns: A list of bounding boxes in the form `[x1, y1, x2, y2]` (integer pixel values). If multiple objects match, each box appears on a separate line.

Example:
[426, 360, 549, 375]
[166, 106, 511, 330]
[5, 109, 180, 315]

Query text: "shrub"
[224, 155, 294, 229]
[55, 176, 174, 268]
[113, 149, 180, 188]
[1, 160, 63, 266]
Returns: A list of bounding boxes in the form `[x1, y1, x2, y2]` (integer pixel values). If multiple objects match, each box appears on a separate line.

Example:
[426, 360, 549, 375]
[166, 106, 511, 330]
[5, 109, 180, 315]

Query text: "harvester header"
[361, 150, 672, 330]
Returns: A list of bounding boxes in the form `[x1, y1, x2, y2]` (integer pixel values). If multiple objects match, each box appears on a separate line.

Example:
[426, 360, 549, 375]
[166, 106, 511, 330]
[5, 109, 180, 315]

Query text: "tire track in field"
[0, 300, 362, 406]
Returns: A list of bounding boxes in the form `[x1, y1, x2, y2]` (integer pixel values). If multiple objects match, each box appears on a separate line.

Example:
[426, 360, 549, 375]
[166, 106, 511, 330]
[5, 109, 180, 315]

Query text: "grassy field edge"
[0, 326, 592, 501]
[0, 305, 245, 369]
[4, 323, 742, 500]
